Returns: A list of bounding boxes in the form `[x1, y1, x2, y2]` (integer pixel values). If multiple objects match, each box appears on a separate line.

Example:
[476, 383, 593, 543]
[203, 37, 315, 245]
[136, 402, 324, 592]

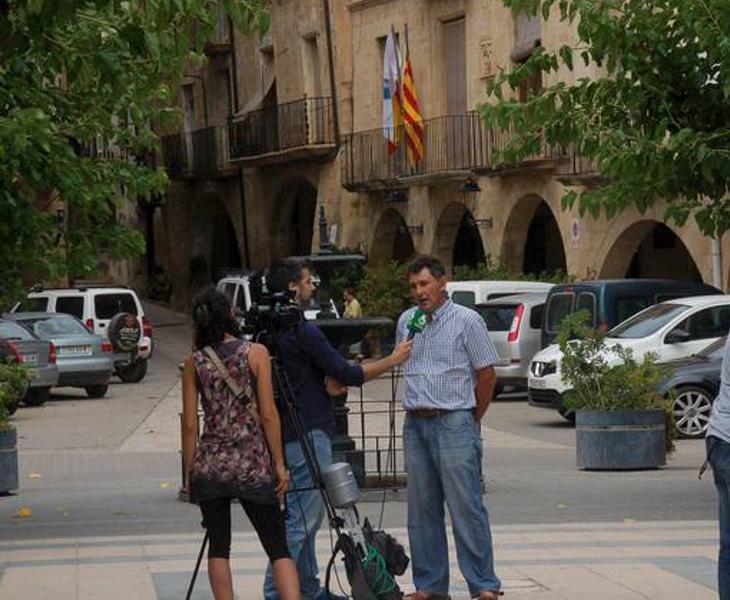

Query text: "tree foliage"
[480, 0, 730, 237]
[0, 0, 267, 307]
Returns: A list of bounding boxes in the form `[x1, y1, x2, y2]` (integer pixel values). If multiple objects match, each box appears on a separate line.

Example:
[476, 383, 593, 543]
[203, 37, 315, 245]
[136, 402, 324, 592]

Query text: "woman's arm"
[248, 343, 289, 497]
[181, 356, 199, 483]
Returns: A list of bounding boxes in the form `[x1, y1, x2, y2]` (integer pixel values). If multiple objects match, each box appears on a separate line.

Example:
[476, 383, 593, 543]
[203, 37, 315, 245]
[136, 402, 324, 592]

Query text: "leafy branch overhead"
[480, 0, 730, 236]
[0, 0, 268, 307]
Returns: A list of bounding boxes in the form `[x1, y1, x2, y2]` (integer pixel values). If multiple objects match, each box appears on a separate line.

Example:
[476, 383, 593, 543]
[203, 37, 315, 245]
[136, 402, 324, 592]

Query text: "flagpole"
[391, 24, 404, 170]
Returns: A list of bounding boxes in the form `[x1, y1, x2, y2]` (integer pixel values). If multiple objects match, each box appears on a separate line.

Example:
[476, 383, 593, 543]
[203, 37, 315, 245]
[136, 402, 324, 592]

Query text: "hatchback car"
[7, 313, 114, 398]
[14, 286, 152, 383]
[0, 318, 58, 406]
[476, 292, 548, 394]
[529, 295, 730, 416]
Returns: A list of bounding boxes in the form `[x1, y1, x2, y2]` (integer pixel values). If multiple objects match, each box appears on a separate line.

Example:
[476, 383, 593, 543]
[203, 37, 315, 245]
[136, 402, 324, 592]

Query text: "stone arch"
[600, 220, 702, 281]
[369, 207, 416, 266]
[501, 194, 567, 276]
[271, 177, 317, 259]
[191, 191, 243, 283]
[433, 202, 486, 273]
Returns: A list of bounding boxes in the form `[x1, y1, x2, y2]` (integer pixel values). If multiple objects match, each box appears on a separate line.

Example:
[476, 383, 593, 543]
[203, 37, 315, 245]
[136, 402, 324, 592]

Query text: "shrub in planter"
[558, 312, 675, 469]
[0, 357, 30, 494]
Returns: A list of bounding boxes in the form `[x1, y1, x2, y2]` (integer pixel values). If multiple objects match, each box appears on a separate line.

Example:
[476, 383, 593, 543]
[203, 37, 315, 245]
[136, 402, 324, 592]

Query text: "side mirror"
[666, 328, 691, 344]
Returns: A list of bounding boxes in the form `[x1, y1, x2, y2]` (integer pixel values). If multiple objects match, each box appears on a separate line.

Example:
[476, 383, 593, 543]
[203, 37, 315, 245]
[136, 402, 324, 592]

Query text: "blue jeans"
[404, 410, 501, 597]
[707, 435, 730, 599]
[264, 429, 332, 600]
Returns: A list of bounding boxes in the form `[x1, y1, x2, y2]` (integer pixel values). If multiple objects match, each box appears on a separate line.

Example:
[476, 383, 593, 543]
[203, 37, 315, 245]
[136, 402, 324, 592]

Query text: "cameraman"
[263, 259, 413, 600]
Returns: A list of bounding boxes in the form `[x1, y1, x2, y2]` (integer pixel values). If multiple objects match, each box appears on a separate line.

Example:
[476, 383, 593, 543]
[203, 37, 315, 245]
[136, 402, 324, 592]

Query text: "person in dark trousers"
[706, 334, 730, 599]
[397, 256, 502, 600]
[263, 259, 413, 600]
[182, 288, 300, 600]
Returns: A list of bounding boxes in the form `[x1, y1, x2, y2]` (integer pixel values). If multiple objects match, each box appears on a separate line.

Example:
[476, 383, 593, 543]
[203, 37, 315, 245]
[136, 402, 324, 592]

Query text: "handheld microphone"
[406, 308, 427, 341]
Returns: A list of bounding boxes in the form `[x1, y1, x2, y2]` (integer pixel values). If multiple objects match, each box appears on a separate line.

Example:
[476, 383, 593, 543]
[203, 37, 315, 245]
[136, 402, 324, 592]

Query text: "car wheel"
[85, 385, 108, 399]
[7, 397, 20, 415]
[108, 312, 142, 353]
[23, 387, 50, 407]
[116, 359, 148, 383]
[673, 386, 713, 439]
[558, 407, 576, 424]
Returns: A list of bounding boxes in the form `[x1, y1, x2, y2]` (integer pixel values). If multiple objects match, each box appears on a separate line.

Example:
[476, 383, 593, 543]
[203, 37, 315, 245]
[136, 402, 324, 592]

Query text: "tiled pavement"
[0, 520, 719, 599]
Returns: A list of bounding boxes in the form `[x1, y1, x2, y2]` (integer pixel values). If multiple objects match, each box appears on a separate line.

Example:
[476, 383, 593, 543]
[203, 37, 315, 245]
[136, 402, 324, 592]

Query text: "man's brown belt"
[407, 408, 448, 418]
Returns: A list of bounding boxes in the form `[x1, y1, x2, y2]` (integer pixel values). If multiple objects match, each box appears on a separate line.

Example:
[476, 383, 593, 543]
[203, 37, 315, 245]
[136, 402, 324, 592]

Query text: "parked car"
[14, 285, 152, 383]
[447, 280, 554, 309]
[529, 295, 730, 418]
[0, 318, 58, 406]
[6, 313, 114, 398]
[475, 292, 548, 394]
[541, 279, 721, 348]
[658, 336, 724, 439]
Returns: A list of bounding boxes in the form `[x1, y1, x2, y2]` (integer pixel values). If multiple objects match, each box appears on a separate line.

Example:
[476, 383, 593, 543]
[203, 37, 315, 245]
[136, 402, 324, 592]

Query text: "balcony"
[229, 97, 336, 166]
[160, 125, 235, 179]
[555, 148, 605, 185]
[341, 113, 569, 191]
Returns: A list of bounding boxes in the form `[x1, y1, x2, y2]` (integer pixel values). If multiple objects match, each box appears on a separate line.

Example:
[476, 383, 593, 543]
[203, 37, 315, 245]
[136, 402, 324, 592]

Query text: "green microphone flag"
[406, 308, 427, 340]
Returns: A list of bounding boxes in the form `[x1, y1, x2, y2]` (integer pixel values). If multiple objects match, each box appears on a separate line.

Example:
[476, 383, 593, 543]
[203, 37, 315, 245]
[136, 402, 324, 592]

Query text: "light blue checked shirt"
[396, 299, 499, 410]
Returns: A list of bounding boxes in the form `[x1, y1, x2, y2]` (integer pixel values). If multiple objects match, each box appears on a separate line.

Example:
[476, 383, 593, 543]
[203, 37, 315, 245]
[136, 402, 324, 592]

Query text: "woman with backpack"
[182, 287, 300, 600]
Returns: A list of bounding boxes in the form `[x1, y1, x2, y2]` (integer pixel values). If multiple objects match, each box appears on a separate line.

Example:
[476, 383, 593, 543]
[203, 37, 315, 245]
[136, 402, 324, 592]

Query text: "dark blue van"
[541, 279, 722, 348]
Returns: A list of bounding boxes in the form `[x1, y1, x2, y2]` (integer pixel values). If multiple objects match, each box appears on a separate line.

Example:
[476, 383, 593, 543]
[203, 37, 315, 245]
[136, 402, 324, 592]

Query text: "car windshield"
[16, 296, 48, 312]
[697, 336, 727, 359]
[0, 321, 34, 341]
[608, 303, 689, 339]
[477, 305, 518, 332]
[23, 316, 90, 337]
[451, 290, 476, 308]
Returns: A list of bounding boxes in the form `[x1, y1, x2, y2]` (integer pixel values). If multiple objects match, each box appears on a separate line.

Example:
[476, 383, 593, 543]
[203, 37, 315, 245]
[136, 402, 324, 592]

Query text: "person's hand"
[275, 463, 290, 499]
[325, 377, 347, 397]
[389, 340, 414, 366]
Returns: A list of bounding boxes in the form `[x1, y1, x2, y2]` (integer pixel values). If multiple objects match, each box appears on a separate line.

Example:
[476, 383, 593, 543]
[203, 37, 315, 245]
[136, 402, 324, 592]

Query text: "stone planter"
[0, 427, 19, 493]
[576, 409, 666, 470]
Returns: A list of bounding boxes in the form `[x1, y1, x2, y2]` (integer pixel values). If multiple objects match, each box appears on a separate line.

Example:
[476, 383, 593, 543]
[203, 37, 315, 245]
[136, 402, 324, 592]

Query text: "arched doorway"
[370, 208, 415, 266]
[272, 178, 317, 259]
[601, 221, 702, 281]
[434, 202, 486, 273]
[192, 193, 242, 283]
[502, 196, 567, 277]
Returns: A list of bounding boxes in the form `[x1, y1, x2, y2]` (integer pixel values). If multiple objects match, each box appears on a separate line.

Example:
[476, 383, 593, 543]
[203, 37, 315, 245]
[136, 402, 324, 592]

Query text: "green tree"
[480, 0, 730, 239]
[0, 0, 267, 308]
[356, 261, 412, 322]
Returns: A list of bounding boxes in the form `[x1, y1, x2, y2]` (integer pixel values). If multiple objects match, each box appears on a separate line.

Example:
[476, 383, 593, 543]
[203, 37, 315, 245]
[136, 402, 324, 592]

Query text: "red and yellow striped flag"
[402, 53, 424, 166]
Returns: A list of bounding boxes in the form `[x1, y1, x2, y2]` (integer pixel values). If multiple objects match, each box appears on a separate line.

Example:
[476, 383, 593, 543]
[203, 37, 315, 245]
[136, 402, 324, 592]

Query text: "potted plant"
[0, 352, 30, 494]
[558, 311, 675, 470]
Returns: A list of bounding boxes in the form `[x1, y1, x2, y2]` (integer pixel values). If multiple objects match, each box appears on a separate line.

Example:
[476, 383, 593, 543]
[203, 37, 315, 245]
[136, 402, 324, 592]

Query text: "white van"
[446, 280, 555, 308]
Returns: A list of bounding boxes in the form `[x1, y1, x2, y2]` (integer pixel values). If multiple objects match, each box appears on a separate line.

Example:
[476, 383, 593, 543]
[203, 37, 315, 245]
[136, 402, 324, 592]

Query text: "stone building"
[153, 0, 725, 309]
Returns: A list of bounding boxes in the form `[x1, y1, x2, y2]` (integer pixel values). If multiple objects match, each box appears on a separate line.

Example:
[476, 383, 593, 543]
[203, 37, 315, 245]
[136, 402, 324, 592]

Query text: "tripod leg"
[186, 531, 209, 600]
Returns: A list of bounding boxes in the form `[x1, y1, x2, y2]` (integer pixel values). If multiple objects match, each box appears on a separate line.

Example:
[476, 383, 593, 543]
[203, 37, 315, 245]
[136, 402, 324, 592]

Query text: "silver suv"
[14, 286, 152, 383]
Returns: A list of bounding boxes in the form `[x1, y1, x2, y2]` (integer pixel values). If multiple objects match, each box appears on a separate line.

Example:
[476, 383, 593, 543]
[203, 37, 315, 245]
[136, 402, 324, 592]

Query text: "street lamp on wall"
[459, 177, 492, 229]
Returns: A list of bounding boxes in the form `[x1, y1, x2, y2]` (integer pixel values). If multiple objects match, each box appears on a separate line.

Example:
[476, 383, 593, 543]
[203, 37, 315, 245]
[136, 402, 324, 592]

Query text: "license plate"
[21, 353, 38, 365]
[58, 345, 92, 357]
[530, 379, 548, 389]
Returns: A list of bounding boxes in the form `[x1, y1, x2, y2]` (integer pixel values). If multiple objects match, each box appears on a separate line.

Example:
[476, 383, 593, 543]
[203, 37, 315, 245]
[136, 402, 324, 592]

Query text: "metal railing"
[229, 96, 335, 160]
[160, 125, 232, 178]
[342, 113, 593, 189]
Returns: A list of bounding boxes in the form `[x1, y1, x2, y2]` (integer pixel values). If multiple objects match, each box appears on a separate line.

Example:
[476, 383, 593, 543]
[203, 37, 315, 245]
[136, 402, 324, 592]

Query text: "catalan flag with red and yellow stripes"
[402, 51, 424, 166]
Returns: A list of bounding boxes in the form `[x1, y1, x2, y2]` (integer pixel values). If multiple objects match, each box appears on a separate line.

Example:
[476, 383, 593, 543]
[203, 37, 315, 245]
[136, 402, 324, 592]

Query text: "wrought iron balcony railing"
[342, 113, 594, 191]
[160, 125, 233, 179]
[229, 96, 335, 164]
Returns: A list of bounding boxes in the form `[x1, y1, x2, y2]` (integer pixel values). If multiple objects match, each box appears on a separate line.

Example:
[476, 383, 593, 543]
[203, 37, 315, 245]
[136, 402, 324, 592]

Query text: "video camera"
[240, 271, 303, 343]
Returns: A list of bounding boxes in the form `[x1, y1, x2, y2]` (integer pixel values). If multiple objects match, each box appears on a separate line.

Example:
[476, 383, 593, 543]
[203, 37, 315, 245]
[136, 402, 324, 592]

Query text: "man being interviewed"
[397, 255, 502, 600]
